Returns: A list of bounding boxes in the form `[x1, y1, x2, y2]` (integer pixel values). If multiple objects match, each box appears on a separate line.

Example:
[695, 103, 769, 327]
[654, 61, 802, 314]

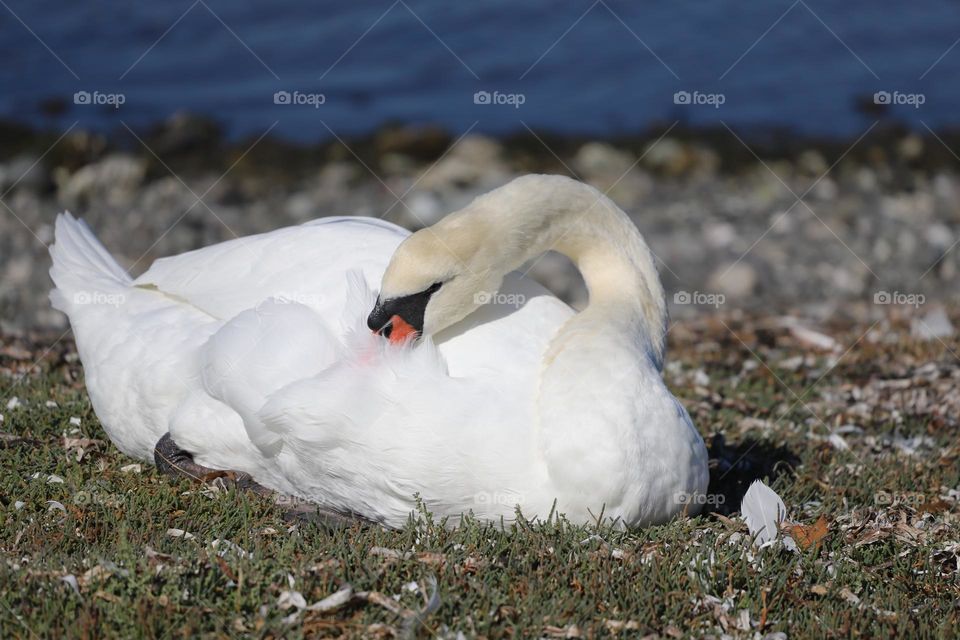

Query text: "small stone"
[812, 177, 838, 200]
[911, 306, 954, 340]
[856, 167, 878, 192]
[405, 191, 444, 226]
[933, 173, 956, 200]
[898, 134, 924, 161]
[703, 222, 737, 249]
[797, 149, 828, 175]
[642, 137, 688, 175]
[924, 223, 952, 249]
[0, 155, 45, 193]
[283, 192, 316, 221]
[415, 134, 508, 191]
[573, 142, 635, 178]
[707, 262, 758, 299]
[57, 154, 147, 209]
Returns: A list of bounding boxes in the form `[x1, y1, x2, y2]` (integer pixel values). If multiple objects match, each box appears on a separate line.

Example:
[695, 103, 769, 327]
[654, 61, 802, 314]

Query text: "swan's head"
[367, 216, 504, 342]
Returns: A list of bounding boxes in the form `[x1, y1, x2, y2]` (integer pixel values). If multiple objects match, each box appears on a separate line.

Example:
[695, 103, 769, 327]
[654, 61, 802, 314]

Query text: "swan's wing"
[254, 334, 519, 524]
[198, 299, 345, 456]
[238, 276, 570, 525]
[133, 216, 408, 320]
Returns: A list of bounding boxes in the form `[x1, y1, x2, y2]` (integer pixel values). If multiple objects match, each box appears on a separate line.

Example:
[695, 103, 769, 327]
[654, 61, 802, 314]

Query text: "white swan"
[49, 174, 708, 528]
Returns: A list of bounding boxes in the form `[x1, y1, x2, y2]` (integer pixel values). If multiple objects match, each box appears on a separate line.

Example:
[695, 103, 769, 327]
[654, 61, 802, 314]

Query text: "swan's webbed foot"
[153, 432, 273, 497]
[152, 432, 375, 529]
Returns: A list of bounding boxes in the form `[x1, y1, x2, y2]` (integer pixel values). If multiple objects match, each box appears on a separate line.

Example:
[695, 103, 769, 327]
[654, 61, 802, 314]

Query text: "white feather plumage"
[49, 176, 710, 528]
[740, 480, 797, 550]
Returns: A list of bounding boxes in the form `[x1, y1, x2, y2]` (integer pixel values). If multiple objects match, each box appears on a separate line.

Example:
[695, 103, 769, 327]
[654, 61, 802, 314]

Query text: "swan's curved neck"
[463, 175, 666, 366]
[457, 175, 675, 519]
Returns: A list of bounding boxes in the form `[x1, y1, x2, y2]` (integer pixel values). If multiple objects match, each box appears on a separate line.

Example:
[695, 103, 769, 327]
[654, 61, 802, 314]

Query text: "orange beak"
[381, 314, 417, 344]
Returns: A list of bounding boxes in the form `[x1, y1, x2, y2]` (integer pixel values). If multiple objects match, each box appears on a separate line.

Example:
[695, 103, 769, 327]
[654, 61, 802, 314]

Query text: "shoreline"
[4, 113, 960, 175]
[1, 112, 958, 334]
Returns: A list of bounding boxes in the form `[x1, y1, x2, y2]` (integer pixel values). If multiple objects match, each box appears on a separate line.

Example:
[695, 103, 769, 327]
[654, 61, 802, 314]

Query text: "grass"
[1, 314, 958, 638]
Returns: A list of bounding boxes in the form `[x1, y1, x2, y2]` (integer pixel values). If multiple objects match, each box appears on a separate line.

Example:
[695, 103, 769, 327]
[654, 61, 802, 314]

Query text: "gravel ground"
[1, 116, 958, 337]
[1, 313, 957, 637]
[1, 116, 958, 637]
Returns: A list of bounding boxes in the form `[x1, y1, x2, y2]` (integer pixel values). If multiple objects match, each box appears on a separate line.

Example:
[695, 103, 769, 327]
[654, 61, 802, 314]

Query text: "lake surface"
[2, 0, 959, 141]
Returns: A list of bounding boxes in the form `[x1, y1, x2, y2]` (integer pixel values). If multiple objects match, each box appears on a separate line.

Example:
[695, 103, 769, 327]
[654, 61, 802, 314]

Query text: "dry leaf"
[94, 589, 121, 603]
[215, 556, 236, 582]
[787, 515, 829, 550]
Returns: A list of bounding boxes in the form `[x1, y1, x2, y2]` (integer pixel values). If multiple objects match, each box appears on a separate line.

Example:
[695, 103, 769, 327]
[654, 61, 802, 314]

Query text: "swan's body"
[49, 175, 708, 527]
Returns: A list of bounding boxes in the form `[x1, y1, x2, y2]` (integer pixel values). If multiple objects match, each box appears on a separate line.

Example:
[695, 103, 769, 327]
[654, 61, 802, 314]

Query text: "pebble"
[924, 223, 952, 249]
[703, 222, 737, 249]
[898, 134, 924, 161]
[573, 142, 635, 178]
[707, 262, 758, 299]
[912, 306, 954, 340]
[0, 155, 45, 193]
[57, 154, 147, 208]
[415, 134, 509, 191]
[641, 137, 689, 175]
[2, 124, 959, 333]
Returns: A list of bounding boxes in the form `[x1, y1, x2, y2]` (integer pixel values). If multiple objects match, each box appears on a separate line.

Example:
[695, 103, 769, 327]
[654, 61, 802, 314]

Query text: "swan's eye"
[425, 281, 443, 294]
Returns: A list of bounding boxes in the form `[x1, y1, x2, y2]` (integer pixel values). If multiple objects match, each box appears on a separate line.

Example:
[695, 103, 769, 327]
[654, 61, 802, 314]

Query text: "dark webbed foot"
[154, 432, 271, 496]
[152, 432, 376, 529]
[154, 432, 214, 481]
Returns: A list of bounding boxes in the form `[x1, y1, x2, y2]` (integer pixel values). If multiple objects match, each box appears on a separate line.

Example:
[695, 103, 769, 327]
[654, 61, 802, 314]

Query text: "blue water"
[2, 0, 959, 141]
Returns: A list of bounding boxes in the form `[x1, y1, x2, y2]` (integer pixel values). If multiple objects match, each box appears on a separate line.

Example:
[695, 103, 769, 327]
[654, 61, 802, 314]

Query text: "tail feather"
[49, 212, 132, 312]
